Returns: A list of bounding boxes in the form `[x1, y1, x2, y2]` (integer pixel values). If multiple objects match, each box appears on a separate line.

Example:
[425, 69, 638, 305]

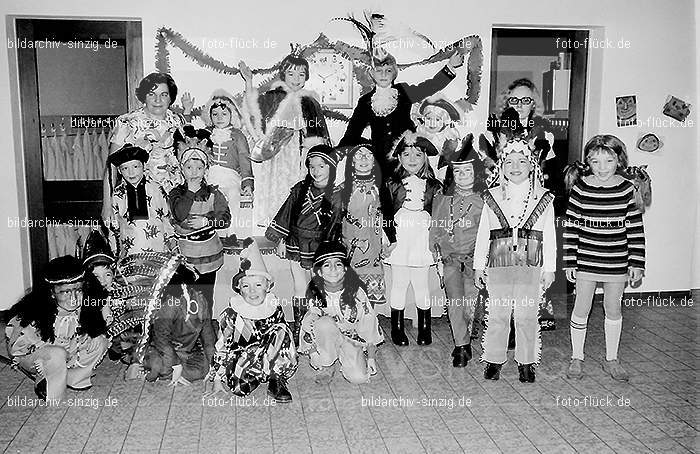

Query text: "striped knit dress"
[563, 177, 645, 282]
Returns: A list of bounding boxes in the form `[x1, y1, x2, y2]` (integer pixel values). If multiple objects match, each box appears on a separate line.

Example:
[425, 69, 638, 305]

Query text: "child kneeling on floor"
[299, 241, 383, 384]
[205, 238, 297, 402]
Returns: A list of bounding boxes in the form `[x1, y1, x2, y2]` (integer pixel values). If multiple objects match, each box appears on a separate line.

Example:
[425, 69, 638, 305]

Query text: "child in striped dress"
[563, 135, 646, 381]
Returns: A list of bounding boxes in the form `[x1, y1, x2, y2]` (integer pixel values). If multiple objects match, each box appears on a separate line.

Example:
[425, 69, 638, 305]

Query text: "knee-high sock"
[569, 314, 588, 360]
[604, 317, 622, 361]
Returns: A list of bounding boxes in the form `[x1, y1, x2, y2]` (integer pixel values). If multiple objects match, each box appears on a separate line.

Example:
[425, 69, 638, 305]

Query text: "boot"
[267, 375, 292, 403]
[452, 344, 472, 368]
[292, 297, 308, 348]
[484, 362, 502, 380]
[416, 309, 432, 346]
[34, 378, 47, 401]
[518, 363, 536, 383]
[390, 309, 409, 346]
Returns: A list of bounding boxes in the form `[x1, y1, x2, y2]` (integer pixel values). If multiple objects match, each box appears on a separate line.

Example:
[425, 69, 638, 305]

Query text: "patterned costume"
[210, 294, 297, 396]
[112, 178, 176, 260]
[341, 174, 389, 305]
[110, 107, 185, 192]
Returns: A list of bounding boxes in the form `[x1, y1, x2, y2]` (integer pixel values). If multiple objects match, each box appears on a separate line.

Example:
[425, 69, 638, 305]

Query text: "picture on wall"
[662, 95, 691, 122]
[615, 95, 637, 127]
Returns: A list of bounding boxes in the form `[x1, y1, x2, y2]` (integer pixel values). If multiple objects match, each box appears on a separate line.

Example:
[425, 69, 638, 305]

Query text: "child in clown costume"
[206, 238, 296, 402]
[474, 136, 556, 383]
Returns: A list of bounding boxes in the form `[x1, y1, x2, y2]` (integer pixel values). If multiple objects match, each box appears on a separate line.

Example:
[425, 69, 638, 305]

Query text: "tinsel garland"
[154, 27, 483, 121]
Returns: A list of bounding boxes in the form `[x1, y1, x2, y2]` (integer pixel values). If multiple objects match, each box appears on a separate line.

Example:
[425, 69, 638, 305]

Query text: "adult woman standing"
[102, 73, 186, 224]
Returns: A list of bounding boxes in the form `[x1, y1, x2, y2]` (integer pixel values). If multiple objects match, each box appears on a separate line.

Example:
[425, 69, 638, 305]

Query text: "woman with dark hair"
[239, 52, 332, 228]
[102, 72, 186, 224]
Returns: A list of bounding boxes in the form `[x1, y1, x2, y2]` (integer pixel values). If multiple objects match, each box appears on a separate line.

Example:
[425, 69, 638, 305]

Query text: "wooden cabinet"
[542, 69, 571, 113]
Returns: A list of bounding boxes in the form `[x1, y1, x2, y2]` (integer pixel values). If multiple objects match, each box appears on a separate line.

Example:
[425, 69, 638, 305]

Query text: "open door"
[14, 18, 143, 279]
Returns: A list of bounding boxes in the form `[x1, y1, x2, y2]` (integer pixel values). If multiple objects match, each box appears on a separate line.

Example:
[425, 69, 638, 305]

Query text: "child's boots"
[390, 309, 409, 346]
[416, 308, 432, 345]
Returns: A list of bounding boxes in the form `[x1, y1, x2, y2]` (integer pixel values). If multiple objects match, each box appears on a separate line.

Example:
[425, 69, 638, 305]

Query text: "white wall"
[0, 0, 697, 308]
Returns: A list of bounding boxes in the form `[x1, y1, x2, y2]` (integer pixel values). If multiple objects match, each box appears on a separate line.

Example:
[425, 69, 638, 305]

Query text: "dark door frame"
[14, 18, 143, 281]
[489, 26, 589, 163]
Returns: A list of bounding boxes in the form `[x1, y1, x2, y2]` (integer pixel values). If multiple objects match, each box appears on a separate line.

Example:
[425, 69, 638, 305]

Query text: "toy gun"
[434, 244, 445, 289]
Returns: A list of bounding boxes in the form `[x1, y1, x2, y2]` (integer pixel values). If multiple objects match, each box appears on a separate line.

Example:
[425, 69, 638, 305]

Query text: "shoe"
[221, 235, 239, 248]
[452, 345, 472, 368]
[518, 364, 536, 383]
[313, 365, 335, 385]
[566, 358, 584, 379]
[390, 309, 409, 346]
[34, 378, 47, 401]
[416, 309, 432, 346]
[267, 376, 292, 403]
[484, 362, 501, 380]
[602, 359, 629, 381]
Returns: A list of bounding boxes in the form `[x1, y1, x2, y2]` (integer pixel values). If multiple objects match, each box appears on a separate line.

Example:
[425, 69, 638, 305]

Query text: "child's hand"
[276, 240, 286, 259]
[238, 61, 253, 83]
[367, 358, 378, 376]
[628, 267, 644, 283]
[447, 50, 464, 70]
[181, 92, 194, 114]
[186, 215, 209, 230]
[541, 271, 555, 290]
[382, 242, 397, 259]
[170, 364, 191, 387]
[474, 269, 488, 289]
[565, 268, 576, 283]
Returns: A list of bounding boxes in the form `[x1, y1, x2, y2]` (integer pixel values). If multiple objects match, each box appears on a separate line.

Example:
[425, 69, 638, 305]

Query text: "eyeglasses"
[507, 96, 534, 106]
[354, 151, 374, 160]
[55, 286, 83, 297]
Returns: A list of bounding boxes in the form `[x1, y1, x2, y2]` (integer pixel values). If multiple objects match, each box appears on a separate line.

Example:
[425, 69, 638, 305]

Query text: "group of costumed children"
[5, 46, 648, 403]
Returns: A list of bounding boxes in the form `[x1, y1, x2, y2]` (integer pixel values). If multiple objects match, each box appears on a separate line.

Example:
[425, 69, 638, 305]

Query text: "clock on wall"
[307, 49, 354, 108]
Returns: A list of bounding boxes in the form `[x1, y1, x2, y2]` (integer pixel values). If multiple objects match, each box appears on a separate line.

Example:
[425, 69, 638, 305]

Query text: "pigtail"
[563, 160, 589, 193]
[623, 165, 652, 213]
[340, 266, 368, 314]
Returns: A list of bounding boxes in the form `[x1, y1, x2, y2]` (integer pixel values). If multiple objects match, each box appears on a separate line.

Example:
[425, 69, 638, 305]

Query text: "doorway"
[490, 27, 589, 215]
[14, 18, 143, 280]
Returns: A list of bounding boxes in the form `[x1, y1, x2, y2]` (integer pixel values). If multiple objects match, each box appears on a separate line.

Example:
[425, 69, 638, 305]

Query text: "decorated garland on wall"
[155, 25, 482, 121]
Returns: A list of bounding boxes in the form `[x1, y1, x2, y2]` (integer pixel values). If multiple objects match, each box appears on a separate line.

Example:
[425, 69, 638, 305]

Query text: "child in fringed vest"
[474, 137, 556, 383]
[299, 241, 382, 384]
[429, 135, 487, 367]
[169, 127, 231, 311]
[563, 135, 647, 381]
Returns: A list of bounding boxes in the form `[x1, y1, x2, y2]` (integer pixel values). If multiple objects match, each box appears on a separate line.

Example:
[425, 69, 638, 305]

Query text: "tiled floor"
[0, 296, 697, 453]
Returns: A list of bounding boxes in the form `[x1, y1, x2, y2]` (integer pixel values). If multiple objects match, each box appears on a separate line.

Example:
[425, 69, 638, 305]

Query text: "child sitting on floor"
[299, 241, 383, 384]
